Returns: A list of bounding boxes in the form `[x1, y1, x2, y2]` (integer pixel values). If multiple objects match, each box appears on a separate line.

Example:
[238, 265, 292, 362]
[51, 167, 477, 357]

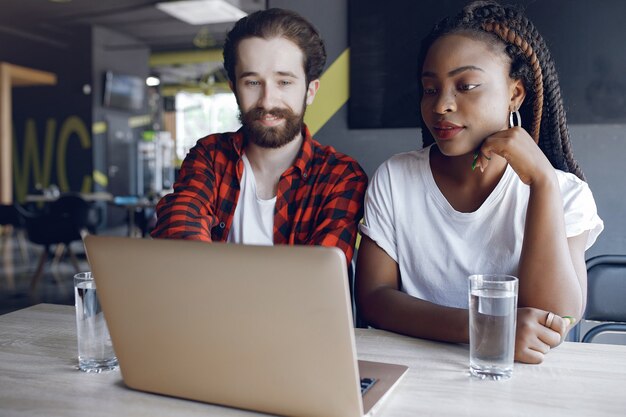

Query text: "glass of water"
[468, 274, 518, 380]
[74, 272, 118, 373]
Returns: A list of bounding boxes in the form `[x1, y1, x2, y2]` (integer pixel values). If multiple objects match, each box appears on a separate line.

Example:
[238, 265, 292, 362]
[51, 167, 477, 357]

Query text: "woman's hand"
[475, 127, 554, 186]
[515, 307, 573, 364]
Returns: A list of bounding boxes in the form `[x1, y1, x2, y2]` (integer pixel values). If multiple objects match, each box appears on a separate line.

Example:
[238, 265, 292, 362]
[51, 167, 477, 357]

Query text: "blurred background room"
[1, 0, 625, 344]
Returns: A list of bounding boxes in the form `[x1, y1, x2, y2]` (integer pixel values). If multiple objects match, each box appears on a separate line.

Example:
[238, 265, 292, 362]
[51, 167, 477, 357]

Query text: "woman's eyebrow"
[422, 65, 485, 78]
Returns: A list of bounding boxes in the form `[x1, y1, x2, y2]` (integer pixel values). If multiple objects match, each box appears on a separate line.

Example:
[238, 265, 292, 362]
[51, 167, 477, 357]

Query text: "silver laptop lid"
[85, 235, 364, 417]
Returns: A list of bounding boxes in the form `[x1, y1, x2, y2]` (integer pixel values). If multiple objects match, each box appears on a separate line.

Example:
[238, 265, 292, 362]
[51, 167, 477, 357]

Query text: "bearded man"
[151, 8, 367, 264]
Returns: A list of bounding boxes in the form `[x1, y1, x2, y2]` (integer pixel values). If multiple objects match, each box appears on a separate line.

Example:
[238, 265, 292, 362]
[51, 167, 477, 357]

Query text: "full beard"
[239, 103, 306, 149]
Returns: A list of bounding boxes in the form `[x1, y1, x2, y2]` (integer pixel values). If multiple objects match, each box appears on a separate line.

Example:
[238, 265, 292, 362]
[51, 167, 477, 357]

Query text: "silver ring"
[545, 312, 555, 328]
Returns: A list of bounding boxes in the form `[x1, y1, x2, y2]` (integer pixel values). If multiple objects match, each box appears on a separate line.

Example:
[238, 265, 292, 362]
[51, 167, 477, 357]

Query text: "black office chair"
[571, 255, 626, 343]
[17, 194, 92, 291]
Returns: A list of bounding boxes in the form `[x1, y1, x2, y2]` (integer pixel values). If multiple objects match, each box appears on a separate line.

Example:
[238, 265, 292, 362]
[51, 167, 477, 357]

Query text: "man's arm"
[151, 143, 219, 241]
[305, 165, 368, 264]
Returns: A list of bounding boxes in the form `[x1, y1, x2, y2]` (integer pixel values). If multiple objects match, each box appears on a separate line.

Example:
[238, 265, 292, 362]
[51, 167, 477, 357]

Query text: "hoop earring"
[509, 110, 522, 128]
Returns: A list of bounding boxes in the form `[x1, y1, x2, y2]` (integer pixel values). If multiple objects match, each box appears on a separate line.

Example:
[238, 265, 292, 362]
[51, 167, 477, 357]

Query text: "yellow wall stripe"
[305, 48, 350, 136]
[94, 115, 152, 133]
[150, 50, 223, 66]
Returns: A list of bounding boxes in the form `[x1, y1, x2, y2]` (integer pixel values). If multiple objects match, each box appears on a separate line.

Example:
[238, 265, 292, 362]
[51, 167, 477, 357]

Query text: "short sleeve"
[359, 162, 399, 262]
[559, 172, 604, 250]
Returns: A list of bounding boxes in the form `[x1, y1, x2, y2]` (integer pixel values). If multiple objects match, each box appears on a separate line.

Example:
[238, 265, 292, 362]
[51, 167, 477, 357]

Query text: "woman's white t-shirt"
[360, 145, 604, 309]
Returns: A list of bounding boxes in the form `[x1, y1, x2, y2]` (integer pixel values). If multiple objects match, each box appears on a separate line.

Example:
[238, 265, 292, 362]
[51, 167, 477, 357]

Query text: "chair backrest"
[585, 255, 626, 322]
[16, 194, 90, 246]
[49, 194, 90, 229]
[579, 255, 626, 343]
[0, 204, 22, 227]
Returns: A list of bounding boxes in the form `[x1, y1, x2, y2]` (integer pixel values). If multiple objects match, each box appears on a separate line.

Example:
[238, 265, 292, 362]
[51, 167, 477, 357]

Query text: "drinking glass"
[74, 272, 118, 373]
[468, 274, 518, 380]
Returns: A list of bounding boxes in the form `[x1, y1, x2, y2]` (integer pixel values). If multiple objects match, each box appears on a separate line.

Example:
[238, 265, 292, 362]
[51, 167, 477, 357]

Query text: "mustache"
[246, 107, 294, 121]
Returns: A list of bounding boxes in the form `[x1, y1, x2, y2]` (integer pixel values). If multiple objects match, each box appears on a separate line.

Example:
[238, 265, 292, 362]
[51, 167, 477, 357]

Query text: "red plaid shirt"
[151, 125, 367, 263]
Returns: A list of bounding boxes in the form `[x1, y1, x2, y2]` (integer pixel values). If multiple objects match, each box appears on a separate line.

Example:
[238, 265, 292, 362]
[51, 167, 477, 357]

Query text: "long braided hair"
[418, 0, 585, 180]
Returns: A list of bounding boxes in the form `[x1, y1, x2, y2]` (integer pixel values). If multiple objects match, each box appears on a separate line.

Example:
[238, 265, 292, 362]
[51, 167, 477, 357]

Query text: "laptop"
[84, 235, 408, 417]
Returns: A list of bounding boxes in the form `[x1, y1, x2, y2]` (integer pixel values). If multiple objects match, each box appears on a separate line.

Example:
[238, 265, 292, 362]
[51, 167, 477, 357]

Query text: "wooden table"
[111, 196, 157, 237]
[1, 304, 625, 416]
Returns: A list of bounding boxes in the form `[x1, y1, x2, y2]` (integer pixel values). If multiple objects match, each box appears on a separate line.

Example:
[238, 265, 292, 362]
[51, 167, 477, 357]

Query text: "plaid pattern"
[151, 125, 367, 263]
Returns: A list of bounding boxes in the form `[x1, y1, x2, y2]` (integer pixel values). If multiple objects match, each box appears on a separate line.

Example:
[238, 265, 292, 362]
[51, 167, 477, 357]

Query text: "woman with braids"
[355, 0, 603, 364]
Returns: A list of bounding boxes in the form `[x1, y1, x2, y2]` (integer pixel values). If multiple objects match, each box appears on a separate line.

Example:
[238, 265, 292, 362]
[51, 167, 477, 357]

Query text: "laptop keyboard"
[360, 377, 377, 395]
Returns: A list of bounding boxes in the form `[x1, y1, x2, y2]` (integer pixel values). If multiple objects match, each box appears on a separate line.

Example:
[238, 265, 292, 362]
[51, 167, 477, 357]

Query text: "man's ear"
[510, 78, 526, 110]
[305, 79, 320, 105]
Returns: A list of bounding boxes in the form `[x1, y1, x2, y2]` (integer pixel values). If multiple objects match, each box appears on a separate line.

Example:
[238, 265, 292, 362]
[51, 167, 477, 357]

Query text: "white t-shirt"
[360, 145, 604, 309]
[227, 154, 276, 245]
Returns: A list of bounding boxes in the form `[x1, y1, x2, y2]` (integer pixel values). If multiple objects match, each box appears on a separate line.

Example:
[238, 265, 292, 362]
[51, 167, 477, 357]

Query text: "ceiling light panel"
[156, 0, 247, 25]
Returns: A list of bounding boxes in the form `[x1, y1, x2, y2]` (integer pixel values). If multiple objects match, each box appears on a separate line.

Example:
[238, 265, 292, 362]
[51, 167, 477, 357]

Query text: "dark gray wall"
[271, 0, 626, 259]
[91, 25, 150, 226]
[91, 25, 150, 195]
[349, 0, 626, 128]
[569, 125, 625, 258]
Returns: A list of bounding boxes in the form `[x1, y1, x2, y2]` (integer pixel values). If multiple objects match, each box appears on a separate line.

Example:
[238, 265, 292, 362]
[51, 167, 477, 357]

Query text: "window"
[175, 92, 240, 161]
